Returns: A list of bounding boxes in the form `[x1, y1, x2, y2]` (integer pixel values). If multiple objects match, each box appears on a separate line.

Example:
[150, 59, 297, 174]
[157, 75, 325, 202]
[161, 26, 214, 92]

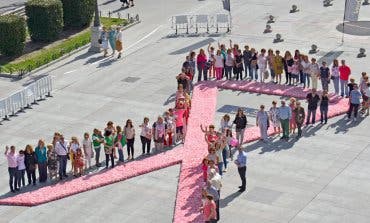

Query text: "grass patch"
[0, 17, 127, 75]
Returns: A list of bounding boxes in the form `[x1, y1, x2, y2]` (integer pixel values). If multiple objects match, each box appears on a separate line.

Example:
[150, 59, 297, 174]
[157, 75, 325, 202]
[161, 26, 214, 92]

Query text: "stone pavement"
[0, 0, 369, 222]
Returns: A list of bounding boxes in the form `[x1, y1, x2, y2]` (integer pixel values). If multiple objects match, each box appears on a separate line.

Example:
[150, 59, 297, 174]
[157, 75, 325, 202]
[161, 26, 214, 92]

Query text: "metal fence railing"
[0, 75, 52, 122]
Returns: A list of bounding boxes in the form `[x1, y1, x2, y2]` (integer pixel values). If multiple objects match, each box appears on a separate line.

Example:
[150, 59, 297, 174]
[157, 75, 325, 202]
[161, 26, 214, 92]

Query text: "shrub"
[61, 0, 95, 28]
[26, 0, 64, 42]
[0, 15, 26, 56]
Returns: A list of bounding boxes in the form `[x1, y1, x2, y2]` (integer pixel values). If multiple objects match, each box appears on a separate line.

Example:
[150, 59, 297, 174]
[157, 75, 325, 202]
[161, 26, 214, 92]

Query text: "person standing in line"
[203, 194, 217, 223]
[24, 145, 37, 186]
[293, 101, 305, 138]
[115, 126, 126, 162]
[319, 61, 331, 92]
[243, 45, 252, 79]
[108, 27, 116, 55]
[214, 50, 224, 80]
[69, 137, 81, 174]
[289, 98, 297, 134]
[250, 48, 258, 81]
[224, 49, 234, 80]
[208, 169, 222, 221]
[273, 50, 284, 84]
[284, 51, 294, 85]
[207, 43, 215, 78]
[347, 84, 362, 121]
[197, 49, 208, 82]
[46, 144, 58, 180]
[82, 132, 94, 169]
[301, 55, 310, 88]
[234, 146, 247, 192]
[257, 49, 267, 82]
[331, 59, 340, 95]
[124, 119, 135, 160]
[152, 116, 167, 152]
[139, 117, 152, 155]
[233, 108, 247, 147]
[115, 27, 123, 59]
[269, 100, 281, 133]
[320, 90, 329, 124]
[35, 139, 48, 183]
[256, 105, 269, 142]
[309, 58, 320, 89]
[277, 100, 292, 140]
[266, 49, 275, 83]
[234, 49, 244, 80]
[104, 130, 114, 168]
[55, 134, 68, 180]
[5, 146, 18, 192]
[16, 150, 26, 188]
[92, 129, 104, 167]
[339, 60, 351, 97]
[306, 88, 320, 125]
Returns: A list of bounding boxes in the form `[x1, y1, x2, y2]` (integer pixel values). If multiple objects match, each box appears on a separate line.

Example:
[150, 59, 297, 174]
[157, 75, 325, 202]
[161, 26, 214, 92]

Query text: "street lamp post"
[89, 0, 101, 52]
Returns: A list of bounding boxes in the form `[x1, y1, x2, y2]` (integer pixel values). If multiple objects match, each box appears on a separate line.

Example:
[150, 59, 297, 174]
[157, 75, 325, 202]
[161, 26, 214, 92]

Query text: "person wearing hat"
[277, 100, 292, 140]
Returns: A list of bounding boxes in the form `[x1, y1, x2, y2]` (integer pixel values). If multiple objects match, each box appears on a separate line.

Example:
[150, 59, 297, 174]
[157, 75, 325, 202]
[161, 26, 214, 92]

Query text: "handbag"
[59, 142, 70, 160]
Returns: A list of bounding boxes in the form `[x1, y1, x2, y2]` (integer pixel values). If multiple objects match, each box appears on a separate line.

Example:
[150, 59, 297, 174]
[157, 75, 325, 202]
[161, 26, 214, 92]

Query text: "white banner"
[344, 0, 362, 22]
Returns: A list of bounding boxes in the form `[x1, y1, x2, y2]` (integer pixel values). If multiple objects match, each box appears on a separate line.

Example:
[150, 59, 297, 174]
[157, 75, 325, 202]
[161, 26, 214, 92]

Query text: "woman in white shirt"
[124, 119, 135, 160]
[214, 50, 224, 80]
[301, 55, 311, 89]
[82, 132, 93, 169]
[331, 59, 340, 95]
[257, 49, 267, 82]
[139, 117, 152, 155]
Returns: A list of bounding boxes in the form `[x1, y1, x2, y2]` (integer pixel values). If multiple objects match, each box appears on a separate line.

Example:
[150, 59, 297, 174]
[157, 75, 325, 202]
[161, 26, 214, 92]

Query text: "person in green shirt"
[92, 129, 104, 167]
[104, 130, 114, 168]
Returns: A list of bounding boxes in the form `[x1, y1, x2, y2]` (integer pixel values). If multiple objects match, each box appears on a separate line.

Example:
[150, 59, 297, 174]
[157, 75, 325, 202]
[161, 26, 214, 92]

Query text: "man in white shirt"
[55, 135, 69, 180]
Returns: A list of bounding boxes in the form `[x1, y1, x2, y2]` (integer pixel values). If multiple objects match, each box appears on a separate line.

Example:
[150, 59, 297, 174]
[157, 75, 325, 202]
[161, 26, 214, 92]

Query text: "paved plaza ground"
[0, 0, 370, 222]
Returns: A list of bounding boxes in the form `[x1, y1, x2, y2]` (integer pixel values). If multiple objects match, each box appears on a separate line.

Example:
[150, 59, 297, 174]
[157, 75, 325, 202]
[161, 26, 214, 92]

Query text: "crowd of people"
[185, 40, 370, 222]
[4, 90, 191, 193]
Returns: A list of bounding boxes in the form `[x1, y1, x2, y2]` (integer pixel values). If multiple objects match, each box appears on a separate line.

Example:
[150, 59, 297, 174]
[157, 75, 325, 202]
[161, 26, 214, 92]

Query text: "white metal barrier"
[0, 75, 52, 122]
[171, 14, 230, 35]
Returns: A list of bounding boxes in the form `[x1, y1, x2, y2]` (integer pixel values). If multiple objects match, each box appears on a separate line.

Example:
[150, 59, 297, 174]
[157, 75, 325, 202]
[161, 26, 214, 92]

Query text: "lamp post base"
[89, 26, 101, 53]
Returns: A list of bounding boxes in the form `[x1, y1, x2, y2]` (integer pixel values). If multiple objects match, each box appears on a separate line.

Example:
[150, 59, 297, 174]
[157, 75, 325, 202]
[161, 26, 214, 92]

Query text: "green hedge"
[26, 0, 64, 42]
[0, 15, 27, 56]
[61, 0, 95, 28]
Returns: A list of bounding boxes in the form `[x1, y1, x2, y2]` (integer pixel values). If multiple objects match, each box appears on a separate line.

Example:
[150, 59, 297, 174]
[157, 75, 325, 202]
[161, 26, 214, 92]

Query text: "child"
[290, 60, 300, 85]
[47, 144, 58, 180]
[175, 100, 186, 143]
[347, 78, 356, 95]
[82, 132, 94, 169]
[74, 148, 84, 176]
[164, 111, 174, 147]
[16, 150, 26, 188]
[202, 158, 208, 182]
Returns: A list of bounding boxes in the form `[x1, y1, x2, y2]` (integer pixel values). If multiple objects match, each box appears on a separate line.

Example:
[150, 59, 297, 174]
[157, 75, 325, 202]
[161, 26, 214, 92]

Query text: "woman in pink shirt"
[5, 146, 18, 192]
[197, 49, 208, 82]
[203, 194, 217, 222]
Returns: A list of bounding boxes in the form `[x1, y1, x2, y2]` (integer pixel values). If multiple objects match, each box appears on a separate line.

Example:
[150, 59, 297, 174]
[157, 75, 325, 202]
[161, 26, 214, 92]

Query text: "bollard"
[273, 33, 283, 43]
[357, 48, 366, 58]
[267, 15, 275, 23]
[363, 0, 369, 5]
[290, 5, 299, 13]
[264, 24, 272, 33]
[309, 44, 318, 54]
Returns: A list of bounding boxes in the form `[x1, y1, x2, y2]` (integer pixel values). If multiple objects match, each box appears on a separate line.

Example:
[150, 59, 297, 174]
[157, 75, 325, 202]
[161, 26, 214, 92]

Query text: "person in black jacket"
[233, 108, 247, 147]
[24, 144, 37, 186]
[306, 88, 320, 125]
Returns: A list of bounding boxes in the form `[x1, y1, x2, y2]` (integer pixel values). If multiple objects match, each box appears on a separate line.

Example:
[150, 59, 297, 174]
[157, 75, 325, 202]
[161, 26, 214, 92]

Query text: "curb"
[0, 20, 141, 79]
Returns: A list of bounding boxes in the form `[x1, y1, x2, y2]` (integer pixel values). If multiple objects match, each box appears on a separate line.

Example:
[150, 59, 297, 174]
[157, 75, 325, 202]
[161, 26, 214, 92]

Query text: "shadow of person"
[327, 116, 365, 134]
[220, 191, 242, 208]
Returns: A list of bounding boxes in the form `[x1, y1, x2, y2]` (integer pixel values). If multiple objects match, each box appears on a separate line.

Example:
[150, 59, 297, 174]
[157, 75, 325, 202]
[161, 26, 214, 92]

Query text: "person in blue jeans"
[5, 146, 18, 192]
[347, 84, 362, 121]
[320, 61, 330, 91]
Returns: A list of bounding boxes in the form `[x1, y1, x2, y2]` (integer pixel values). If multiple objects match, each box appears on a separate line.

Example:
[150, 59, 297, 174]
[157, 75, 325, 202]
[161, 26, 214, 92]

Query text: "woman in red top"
[197, 49, 208, 82]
